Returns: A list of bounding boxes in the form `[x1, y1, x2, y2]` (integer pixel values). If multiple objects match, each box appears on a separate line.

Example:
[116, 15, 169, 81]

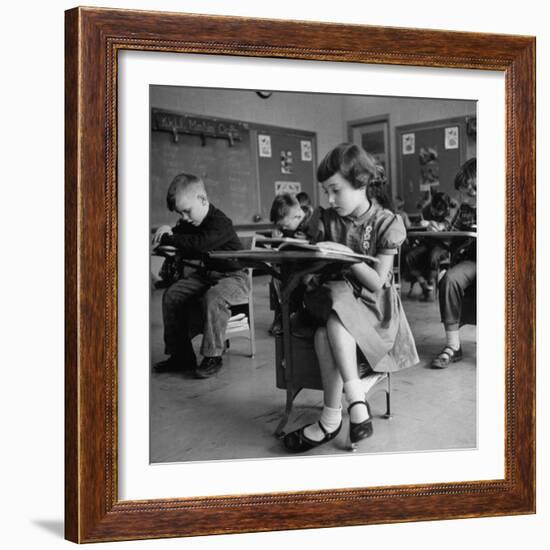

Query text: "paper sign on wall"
[280, 150, 293, 174]
[258, 134, 272, 157]
[402, 133, 415, 155]
[300, 140, 312, 161]
[445, 126, 459, 149]
[275, 181, 301, 195]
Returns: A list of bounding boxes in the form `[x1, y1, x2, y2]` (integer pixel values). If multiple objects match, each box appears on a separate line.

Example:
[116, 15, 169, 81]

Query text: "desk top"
[407, 231, 477, 239]
[209, 249, 361, 265]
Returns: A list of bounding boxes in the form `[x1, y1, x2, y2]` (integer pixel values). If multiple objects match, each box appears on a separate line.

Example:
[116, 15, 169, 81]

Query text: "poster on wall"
[402, 132, 415, 154]
[258, 134, 272, 157]
[300, 140, 312, 161]
[280, 150, 294, 173]
[418, 146, 440, 190]
[274, 181, 301, 195]
[445, 126, 459, 149]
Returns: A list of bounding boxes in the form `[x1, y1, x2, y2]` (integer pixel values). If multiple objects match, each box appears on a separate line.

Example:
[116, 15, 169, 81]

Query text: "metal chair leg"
[383, 372, 393, 419]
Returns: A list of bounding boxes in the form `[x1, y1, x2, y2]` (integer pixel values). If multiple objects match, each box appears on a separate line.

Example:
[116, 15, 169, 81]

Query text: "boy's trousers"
[162, 269, 250, 358]
[438, 260, 476, 330]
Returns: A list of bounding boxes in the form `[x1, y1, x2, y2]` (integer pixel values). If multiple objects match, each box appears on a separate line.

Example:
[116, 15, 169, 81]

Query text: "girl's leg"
[302, 326, 343, 442]
[315, 326, 344, 408]
[326, 313, 370, 424]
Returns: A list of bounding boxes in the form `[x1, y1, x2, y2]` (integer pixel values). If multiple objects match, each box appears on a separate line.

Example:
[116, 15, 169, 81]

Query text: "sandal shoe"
[283, 420, 342, 453]
[431, 346, 462, 369]
[347, 400, 374, 451]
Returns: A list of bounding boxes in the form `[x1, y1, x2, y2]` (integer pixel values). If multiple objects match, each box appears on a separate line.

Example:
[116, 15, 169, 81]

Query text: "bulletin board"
[255, 125, 317, 223]
[396, 116, 474, 212]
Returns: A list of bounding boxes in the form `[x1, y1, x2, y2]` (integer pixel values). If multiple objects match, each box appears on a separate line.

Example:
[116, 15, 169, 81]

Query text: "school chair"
[393, 248, 402, 294]
[274, 331, 393, 438]
[224, 234, 257, 357]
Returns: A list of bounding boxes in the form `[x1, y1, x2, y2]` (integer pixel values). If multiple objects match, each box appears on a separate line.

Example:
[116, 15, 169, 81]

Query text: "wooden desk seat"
[273, 329, 392, 438]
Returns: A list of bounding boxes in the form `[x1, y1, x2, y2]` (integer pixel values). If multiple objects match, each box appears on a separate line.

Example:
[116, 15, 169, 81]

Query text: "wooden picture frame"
[65, 6, 536, 543]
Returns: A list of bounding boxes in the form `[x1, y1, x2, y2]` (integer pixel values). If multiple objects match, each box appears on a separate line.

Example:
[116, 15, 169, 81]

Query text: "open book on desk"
[254, 236, 310, 247]
[256, 238, 379, 263]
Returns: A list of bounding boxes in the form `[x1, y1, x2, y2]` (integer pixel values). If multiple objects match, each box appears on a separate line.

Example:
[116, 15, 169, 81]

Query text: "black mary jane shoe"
[283, 420, 342, 453]
[347, 400, 374, 451]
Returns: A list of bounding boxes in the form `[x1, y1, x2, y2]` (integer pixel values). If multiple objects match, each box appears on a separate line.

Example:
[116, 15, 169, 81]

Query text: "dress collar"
[344, 201, 377, 226]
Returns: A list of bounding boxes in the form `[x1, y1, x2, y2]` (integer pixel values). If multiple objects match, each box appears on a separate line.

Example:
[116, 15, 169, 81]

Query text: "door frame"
[347, 114, 392, 187]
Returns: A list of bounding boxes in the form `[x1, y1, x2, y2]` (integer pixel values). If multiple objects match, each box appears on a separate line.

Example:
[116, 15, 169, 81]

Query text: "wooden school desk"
[209, 248, 386, 437]
[406, 230, 477, 241]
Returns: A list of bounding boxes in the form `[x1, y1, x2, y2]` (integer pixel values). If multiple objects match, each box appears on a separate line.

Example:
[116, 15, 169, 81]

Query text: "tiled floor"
[150, 275, 476, 463]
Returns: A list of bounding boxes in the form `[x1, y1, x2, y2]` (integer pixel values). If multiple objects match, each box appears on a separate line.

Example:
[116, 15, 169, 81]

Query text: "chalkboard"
[150, 110, 259, 227]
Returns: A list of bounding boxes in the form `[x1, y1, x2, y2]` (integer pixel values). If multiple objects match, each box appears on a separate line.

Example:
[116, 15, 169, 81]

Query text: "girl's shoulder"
[371, 206, 403, 228]
[371, 207, 407, 250]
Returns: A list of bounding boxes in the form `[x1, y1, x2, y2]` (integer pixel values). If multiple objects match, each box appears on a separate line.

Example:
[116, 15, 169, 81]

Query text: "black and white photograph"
[149, 86, 477, 463]
[3, 0, 545, 547]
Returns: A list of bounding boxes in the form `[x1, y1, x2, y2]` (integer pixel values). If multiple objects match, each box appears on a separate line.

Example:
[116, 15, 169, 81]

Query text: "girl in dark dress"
[284, 144, 419, 453]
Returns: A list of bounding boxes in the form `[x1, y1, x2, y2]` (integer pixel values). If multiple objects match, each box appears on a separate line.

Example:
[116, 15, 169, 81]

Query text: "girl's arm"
[316, 240, 394, 291]
[350, 254, 395, 292]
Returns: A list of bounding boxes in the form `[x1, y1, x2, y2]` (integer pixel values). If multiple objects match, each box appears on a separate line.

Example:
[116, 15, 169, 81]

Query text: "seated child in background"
[394, 196, 412, 229]
[296, 191, 314, 221]
[405, 191, 453, 300]
[268, 193, 315, 334]
[152, 173, 250, 379]
[431, 158, 477, 368]
[269, 192, 313, 239]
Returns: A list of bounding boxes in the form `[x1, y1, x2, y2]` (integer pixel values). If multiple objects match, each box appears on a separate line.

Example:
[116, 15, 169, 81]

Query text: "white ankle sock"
[344, 379, 369, 423]
[303, 405, 342, 442]
[445, 330, 460, 351]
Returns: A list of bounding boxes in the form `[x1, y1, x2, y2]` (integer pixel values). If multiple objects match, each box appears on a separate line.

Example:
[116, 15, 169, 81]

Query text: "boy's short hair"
[296, 192, 311, 207]
[454, 158, 477, 190]
[166, 173, 206, 211]
[429, 191, 453, 221]
[270, 193, 300, 224]
[431, 191, 452, 210]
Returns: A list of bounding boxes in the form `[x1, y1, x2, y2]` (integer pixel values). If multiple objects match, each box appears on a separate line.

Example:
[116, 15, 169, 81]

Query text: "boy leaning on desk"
[151, 173, 249, 379]
[267, 192, 315, 334]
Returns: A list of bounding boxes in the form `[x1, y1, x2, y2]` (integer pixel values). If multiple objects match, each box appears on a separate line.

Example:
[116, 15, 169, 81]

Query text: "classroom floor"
[150, 275, 476, 463]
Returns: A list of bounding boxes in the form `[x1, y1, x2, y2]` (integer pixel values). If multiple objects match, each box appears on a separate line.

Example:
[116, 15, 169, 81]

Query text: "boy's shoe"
[420, 282, 434, 301]
[268, 318, 283, 336]
[153, 351, 197, 373]
[193, 356, 223, 379]
[431, 346, 462, 368]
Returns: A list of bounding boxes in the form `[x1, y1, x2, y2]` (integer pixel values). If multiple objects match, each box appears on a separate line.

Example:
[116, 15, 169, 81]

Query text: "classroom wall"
[343, 96, 477, 198]
[150, 86, 346, 209]
[151, 87, 476, 212]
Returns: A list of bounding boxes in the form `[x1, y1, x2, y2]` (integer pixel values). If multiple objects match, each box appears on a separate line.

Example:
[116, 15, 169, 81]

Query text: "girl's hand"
[152, 225, 172, 247]
[302, 273, 318, 290]
[317, 241, 353, 253]
[426, 221, 441, 232]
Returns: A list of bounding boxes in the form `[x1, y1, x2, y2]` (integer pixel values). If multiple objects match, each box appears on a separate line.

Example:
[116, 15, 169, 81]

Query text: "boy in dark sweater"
[152, 173, 249, 379]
